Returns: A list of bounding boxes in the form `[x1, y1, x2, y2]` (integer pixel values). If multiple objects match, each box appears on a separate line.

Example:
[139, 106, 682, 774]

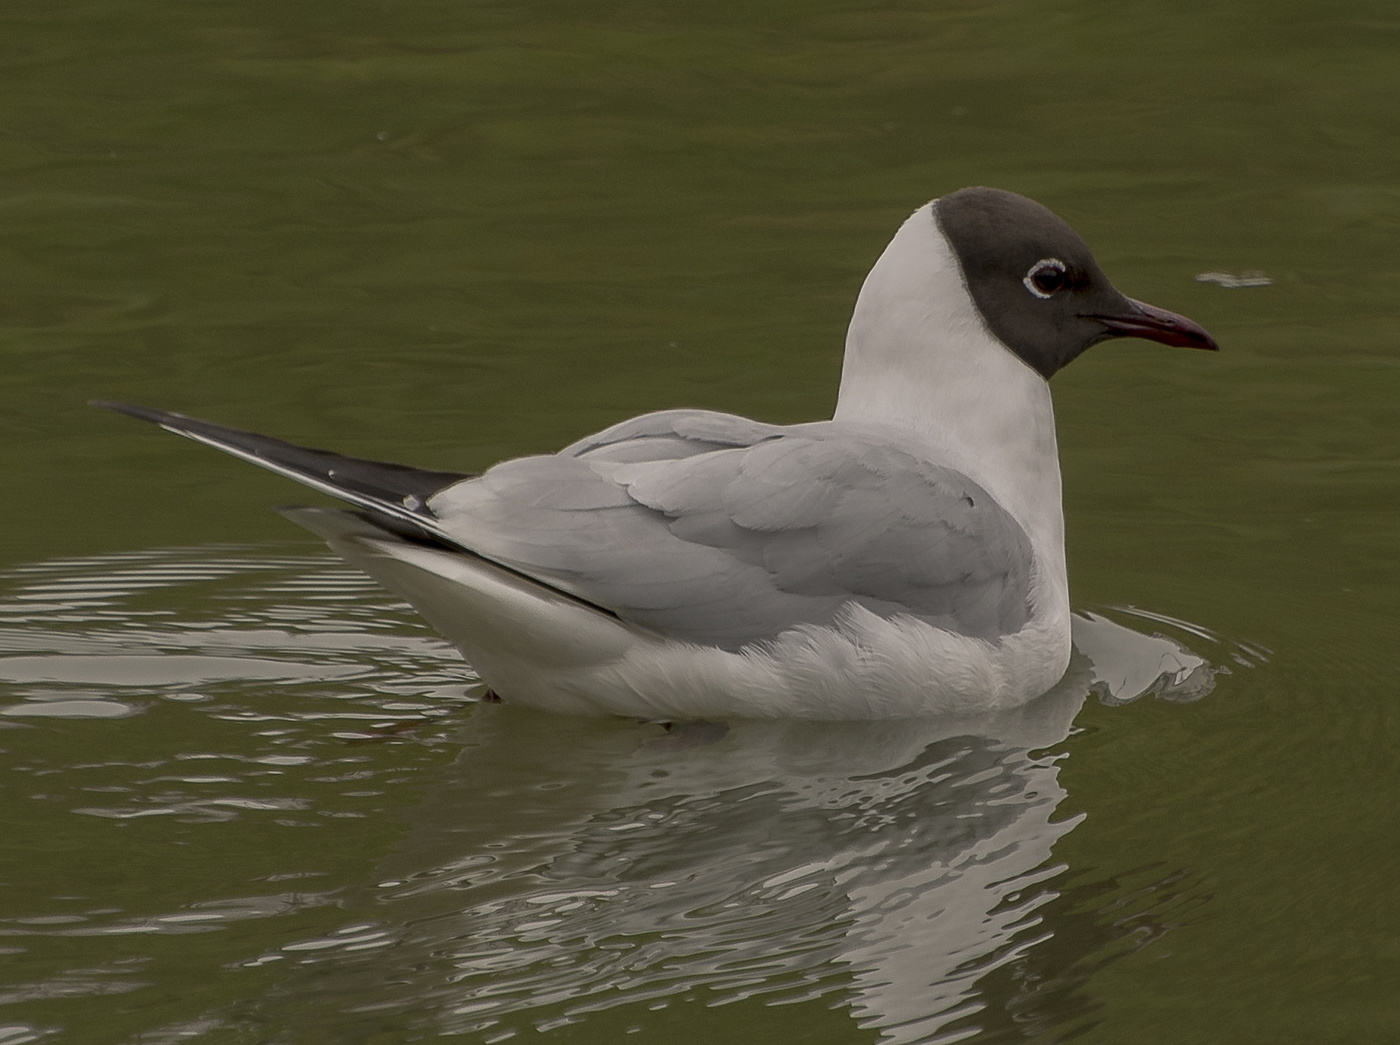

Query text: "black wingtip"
[90, 400, 184, 426]
[91, 398, 476, 527]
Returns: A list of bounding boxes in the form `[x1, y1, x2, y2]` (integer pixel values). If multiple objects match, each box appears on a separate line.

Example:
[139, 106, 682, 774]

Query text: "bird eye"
[1023, 259, 1067, 299]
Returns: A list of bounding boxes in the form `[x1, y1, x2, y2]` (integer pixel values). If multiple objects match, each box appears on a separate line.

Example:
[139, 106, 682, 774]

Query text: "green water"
[2, 1, 1397, 1042]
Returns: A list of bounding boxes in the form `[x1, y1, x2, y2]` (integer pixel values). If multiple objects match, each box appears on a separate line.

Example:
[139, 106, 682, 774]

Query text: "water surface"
[2, 1, 1397, 1042]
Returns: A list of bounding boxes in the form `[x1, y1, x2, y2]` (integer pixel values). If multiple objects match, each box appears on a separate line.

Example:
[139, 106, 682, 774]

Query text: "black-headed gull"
[97, 188, 1217, 719]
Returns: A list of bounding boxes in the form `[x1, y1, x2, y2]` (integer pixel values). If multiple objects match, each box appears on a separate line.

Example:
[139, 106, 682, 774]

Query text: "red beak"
[1091, 298, 1219, 352]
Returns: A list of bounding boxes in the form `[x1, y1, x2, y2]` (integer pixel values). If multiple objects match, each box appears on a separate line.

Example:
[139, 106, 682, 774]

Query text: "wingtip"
[90, 400, 174, 425]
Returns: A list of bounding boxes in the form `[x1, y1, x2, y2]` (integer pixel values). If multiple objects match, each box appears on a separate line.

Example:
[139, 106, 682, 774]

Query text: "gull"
[96, 188, 1217, 719]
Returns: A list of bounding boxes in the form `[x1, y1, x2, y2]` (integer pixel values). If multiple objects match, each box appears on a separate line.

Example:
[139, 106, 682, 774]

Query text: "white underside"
[308, 516, 1070, 720]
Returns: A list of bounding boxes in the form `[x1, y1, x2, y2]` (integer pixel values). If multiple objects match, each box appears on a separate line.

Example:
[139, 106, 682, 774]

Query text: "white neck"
[834, 203, 1068, 607]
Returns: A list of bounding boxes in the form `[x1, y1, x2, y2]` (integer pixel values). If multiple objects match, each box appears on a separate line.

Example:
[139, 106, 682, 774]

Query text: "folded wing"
[97, 403, 1034, 651]
[430, 410, 1033, 648]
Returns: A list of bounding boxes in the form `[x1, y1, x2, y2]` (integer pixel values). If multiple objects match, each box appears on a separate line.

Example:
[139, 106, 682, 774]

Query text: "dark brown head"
[934, 187, 1217, 379]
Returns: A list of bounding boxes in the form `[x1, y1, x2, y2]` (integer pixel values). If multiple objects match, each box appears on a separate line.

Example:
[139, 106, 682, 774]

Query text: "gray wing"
[430, 410, 1033, 649]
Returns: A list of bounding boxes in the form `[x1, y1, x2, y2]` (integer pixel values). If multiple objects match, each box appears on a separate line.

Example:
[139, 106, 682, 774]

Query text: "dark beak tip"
[1097, 298, 1220, 354]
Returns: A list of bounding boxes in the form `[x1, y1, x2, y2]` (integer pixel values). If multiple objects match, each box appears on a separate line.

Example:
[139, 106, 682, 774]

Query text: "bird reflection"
[0, 549, 1227, 1042]
[348, 613, 1216, 1042]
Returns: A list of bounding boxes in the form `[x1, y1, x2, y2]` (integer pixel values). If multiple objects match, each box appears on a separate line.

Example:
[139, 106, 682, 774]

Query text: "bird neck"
[834, 203, 1067, 601]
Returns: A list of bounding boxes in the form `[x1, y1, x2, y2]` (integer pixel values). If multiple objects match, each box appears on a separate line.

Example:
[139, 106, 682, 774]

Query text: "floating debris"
[1195, 270, 1272, 288]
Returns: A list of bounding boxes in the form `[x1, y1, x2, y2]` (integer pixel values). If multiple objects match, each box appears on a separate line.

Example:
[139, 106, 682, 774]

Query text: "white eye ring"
[1023, 258, 1067, 299]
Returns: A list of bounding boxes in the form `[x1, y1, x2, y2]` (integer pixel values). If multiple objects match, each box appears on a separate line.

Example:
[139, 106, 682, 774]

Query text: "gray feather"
[430, 411, 1032, 649]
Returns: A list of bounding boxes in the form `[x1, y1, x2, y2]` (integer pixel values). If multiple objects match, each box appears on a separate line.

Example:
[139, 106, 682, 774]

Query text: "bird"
[96, 187, 1217, 720]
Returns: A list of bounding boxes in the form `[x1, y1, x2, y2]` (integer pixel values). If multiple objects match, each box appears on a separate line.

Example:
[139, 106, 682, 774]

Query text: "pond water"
[2, 1, 1397, 1042]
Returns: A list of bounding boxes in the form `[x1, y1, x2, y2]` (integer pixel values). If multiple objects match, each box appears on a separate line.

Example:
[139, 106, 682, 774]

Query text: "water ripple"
[0, 545, 1243, 1043]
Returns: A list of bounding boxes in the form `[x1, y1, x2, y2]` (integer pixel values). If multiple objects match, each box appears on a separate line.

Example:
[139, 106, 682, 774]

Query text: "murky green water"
[2, 1, 1397, 1042]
